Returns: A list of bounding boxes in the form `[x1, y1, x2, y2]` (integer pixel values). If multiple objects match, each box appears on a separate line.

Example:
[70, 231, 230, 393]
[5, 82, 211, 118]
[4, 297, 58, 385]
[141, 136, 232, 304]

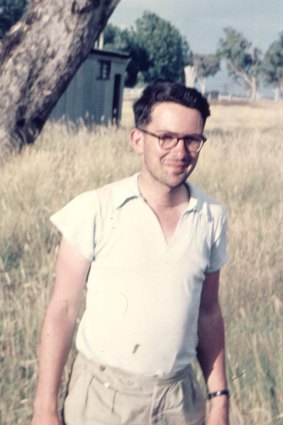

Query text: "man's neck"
[138, 174, 190, 209]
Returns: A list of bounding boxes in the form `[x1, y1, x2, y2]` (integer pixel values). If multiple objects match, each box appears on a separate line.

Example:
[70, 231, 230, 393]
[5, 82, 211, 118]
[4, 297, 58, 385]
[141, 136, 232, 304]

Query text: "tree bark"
[184, 65, 196, 88]
[228, 61, 259, 101]
[198, 76, 206, 95]
[0, 0, 121, 159]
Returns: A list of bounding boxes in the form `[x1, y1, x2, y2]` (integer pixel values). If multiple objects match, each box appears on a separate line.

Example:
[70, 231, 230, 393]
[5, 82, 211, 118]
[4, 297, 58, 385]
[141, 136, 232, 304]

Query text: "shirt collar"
[113, 173, 202, 212]
[113, 173, 141, 209]
[185, 183, 201, 213]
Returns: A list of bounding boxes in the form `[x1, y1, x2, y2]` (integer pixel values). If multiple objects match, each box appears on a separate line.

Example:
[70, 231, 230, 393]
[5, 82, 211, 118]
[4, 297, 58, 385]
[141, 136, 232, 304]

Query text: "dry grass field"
[0, 98, 283, 424]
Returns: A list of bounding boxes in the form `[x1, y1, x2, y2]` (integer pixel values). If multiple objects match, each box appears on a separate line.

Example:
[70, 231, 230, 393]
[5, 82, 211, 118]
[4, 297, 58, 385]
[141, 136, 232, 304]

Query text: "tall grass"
[0, 100, 283, 424]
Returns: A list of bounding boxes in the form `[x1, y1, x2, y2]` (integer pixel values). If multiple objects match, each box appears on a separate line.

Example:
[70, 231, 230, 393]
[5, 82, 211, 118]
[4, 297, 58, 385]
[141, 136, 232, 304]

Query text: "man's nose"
[172, 138, 189, 157]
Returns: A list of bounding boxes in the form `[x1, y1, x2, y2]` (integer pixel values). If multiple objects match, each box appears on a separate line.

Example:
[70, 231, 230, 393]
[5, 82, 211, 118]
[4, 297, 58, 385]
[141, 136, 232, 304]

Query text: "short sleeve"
[50, 191, 97, 261]
[205, 208, 228, 274]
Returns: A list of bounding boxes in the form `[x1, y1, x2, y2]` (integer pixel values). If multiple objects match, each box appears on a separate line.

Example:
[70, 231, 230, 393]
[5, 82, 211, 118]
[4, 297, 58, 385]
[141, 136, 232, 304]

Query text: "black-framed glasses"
[138, 128, 207, 153]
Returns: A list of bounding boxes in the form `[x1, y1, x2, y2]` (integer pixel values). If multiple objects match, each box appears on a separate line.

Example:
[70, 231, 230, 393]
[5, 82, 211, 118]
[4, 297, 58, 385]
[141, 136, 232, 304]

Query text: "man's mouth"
[165, 160, 191, 170]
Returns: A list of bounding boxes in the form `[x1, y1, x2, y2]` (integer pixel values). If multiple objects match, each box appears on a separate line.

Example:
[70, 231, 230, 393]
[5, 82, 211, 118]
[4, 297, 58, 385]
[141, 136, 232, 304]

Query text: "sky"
[109, 0, 282, 94]
[110, 0, 282, 54]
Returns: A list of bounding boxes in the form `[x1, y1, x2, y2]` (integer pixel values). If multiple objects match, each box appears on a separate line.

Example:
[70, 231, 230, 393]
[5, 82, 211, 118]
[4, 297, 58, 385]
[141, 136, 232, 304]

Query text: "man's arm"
[32, 238, 91, 425]
[197, 270, 229, 425]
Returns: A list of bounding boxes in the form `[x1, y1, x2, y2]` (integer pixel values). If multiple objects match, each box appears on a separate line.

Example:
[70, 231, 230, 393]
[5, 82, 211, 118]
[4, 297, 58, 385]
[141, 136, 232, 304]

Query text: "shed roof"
[90, 48, 130, 60]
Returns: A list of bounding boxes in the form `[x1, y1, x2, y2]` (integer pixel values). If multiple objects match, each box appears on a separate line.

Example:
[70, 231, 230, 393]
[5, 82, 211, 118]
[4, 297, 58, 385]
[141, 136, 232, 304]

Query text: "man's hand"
[31, 411, 63, 425]
[206, 397, 229, 425]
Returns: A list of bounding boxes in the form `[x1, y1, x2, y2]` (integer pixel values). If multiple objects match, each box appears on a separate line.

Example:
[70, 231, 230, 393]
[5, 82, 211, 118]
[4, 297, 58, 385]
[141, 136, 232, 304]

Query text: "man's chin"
[164, 172, 191, 189]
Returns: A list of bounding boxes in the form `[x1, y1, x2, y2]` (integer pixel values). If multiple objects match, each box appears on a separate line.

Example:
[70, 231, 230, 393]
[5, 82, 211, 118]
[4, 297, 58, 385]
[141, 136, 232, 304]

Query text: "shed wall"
[51, 50, 129, 126]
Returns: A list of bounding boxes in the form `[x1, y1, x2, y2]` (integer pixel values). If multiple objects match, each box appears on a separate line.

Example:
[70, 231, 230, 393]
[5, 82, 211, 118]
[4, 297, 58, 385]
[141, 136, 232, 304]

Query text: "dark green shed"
[51, 48, 130, 126]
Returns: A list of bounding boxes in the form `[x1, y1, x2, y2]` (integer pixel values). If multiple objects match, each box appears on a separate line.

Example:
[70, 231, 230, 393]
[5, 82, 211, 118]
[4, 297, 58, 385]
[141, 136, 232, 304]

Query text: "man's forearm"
[197, 303, 229, 424]
[197, 302, 227, 391]
[32, 239, 91, 425]
[33, 300, 77, 413]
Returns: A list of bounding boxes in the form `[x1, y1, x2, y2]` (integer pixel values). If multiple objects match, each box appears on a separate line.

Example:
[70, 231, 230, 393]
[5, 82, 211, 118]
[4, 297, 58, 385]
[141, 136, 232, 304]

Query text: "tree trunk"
[0, 0, 121, 159]
[198, 76, 206, 95]
[273, 86, 281, 101]
[184, 65, 196, 88]
[250, 76, 259, 102]
[228, 61, 261, 101]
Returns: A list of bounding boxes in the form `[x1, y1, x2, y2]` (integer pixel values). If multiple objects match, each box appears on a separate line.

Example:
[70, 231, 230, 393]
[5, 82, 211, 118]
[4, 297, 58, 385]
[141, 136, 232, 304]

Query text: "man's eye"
[160, 134, 175, 142]
[184, 136, 201, 143]
[184, 136, 194, 143]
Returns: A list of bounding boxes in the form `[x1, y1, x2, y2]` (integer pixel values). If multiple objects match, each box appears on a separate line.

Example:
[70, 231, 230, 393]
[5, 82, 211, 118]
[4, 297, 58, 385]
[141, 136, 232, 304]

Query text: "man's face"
[132, 102, 205, 190]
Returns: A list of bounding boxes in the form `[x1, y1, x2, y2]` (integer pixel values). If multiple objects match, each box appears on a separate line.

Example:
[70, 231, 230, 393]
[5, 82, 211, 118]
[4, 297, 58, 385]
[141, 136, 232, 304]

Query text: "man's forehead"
[149, 102, 204, 126]
[150, 101, 202, 115]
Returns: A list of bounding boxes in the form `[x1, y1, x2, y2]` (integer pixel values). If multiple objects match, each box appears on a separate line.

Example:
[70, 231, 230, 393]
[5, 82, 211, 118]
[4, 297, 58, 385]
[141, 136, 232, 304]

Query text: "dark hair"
[133, 81, 210, 127]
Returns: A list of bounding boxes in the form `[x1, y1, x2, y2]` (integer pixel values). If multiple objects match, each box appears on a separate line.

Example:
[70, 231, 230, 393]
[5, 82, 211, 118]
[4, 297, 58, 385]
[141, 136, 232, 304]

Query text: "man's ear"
[130, 128, 144, 154]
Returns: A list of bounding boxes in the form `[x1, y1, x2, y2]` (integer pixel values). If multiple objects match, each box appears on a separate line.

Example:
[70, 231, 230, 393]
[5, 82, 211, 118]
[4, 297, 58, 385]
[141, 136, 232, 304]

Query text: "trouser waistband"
[76, 353, 193, 389]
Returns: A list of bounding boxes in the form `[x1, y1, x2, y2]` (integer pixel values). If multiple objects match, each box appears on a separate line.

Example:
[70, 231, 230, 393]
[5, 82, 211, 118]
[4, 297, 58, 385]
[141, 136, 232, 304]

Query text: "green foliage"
[193, 54, 220, 94]
[134, 11, 191, 83]
[217, 27, 262, 78]
[0, 0, 28, 37]
[104, 22, 120, 47]
[217, 27, 262, 99]
[261, 32, 283, 93]
[104, 23, 150, 87]
[193, 54, 220, 79]
[105, 11, 192, 86]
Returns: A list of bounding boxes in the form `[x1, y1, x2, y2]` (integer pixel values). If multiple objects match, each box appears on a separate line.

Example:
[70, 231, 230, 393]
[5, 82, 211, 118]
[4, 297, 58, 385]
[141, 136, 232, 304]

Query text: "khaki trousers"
[64, 354, 206, 425]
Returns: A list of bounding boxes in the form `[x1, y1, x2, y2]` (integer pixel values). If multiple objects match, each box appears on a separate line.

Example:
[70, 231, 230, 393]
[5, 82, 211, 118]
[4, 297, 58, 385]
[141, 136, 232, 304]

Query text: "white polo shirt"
[50, 173, 228, 376]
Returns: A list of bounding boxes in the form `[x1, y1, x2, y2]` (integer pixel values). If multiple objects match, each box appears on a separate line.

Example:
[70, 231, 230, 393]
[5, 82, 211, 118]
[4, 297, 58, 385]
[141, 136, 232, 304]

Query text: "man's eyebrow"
[158, 131, 203, 137]
[155, 130, 180, 136]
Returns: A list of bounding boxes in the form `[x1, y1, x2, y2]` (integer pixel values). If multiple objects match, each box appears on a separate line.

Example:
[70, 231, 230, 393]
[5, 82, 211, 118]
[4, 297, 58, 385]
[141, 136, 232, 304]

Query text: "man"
[32, 81, 229, 425]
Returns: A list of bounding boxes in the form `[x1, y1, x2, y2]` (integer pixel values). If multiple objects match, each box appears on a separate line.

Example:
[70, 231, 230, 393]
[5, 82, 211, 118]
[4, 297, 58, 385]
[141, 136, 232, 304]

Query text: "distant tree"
[0, 0, 28, 37]
[121, 30, 151, 87]
[217, 27, 262, 100]
[193, 53, 220, 94]
[135, 11, 192, 83]
[105, 12, 192, 86]
[0, 0, 120, 159]
[104, 24, 150, 87]
[104, 22, 121, 47]
[261, 32, 283, 100]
